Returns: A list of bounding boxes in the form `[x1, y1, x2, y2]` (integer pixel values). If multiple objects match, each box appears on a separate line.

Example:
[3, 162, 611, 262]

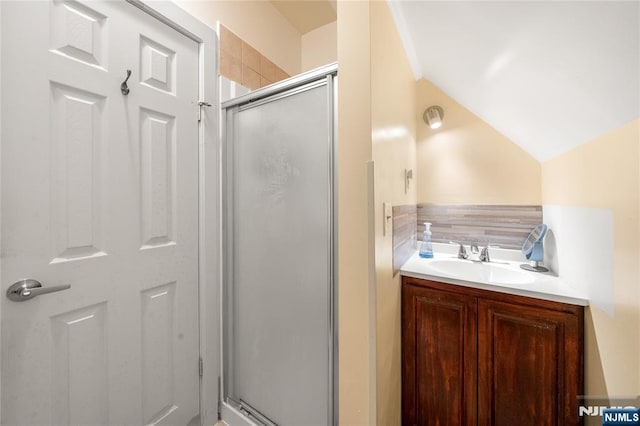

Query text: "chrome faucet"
[451, 242, 468, 260]
[451, 241, 491, 262]
[479, 246, 491, 262]
[472, 242, 492, 262]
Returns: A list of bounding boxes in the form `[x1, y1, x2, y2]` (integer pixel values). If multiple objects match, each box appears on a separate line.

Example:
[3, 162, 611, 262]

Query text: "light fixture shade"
[423, 106, 444, 129]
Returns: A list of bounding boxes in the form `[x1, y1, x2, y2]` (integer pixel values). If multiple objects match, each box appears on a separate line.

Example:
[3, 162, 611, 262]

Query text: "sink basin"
[429, 259, 480, 276]
[482, 263, 535, 285]
[428, 259, 535, 285]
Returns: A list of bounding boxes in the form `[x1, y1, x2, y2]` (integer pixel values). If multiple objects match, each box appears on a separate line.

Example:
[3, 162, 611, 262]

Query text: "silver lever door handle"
[6, 279, 70, 302]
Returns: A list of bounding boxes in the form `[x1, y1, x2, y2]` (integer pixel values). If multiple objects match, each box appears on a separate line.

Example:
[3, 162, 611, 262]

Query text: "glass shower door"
[222, 73, 336, 426]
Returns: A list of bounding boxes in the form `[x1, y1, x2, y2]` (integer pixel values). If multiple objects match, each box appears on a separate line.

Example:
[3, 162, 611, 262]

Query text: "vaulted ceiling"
[388, 1, 640, 161]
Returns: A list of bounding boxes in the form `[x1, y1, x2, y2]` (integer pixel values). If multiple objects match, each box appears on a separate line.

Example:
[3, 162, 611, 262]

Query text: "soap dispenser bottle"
[419, 222, 434, 258]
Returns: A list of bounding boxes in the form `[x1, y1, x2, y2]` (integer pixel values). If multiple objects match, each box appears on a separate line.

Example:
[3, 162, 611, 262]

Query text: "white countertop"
[400, 245, 589, 306]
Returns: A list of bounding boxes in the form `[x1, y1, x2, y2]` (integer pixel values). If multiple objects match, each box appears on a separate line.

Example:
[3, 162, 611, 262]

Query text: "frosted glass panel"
[226, 83, 331, 426]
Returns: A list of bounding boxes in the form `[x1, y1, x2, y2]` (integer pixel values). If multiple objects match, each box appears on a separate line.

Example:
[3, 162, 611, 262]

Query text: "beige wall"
[337, 1, 375, 424]
[542, 119, 640, 420]
[301, 21, 337, 72]
[370, 2, 417, 425]
[416, 79, 541, 205]
[174, 0, 301, 76]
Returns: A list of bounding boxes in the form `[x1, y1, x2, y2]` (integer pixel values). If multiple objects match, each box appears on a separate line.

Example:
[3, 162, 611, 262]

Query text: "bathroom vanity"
[401, 252, 587, 425]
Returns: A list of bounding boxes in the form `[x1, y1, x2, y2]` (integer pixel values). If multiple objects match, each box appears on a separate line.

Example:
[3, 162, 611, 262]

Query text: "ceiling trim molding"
[386, 0, 421, 80]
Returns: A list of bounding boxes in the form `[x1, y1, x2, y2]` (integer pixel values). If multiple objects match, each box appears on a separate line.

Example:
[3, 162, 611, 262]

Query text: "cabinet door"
[402, 284, 477, 426]
[478, 299, 582, 426]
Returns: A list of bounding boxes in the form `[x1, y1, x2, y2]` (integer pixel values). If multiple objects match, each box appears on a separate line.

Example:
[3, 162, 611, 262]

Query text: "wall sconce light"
[423, 105, 444, 129]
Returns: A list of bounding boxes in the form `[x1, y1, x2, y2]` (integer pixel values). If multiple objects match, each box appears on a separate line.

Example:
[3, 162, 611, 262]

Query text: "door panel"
[50, 0, 108, 70]
[49, 82, 108, 263]
[1, 1, 200, 425]
[478, 299, 581, 426]
[141, 282, 179, 424]
[402, 283, 477, 426]
[140, 107, 176, 249]
[51, 303, 109, 425]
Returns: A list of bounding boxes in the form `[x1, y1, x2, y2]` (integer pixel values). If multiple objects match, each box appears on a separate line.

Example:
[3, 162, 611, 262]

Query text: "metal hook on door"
[121, 69, 132, 95]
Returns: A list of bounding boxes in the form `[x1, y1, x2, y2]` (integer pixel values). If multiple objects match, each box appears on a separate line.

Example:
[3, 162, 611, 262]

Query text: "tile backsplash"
[417, 204, 542, 250]
[392, 205, 417, 275]
[392, 204, 542, 274]
[219, 25, 290, 90]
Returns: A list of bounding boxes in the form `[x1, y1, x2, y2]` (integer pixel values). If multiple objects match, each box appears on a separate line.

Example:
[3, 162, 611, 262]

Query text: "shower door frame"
[219, 63, 338, 426]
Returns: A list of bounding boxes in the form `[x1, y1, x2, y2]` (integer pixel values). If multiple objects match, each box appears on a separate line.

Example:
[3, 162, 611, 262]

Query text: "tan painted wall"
[174, 0, 301, 76]
[542, 119, 640, 422]
[337, 1, 374, 424]
[370, 2, 417, 425]
[301, 21, 337, 72]
[416, 79, 541, 205]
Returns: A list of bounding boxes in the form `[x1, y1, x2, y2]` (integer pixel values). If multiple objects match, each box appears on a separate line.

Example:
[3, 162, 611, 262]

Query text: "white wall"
[543, 205, 614, 315]
[219, 76, 249, 103]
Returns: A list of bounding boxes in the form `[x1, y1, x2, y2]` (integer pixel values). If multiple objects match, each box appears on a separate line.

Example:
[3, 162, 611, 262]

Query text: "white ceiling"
[388, 1, 640, 162]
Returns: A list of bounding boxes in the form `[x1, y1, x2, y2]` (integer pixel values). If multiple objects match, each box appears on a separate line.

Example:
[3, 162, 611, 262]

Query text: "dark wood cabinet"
[402, 276, 584, 426]
[402, 284, 477, 426]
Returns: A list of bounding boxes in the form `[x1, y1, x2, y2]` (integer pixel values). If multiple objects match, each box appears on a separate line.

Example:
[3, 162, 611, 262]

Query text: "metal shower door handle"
[6, 279, 70, 302]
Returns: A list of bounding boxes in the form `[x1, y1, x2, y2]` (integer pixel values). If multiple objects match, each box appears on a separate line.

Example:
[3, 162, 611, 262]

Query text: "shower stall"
[220, 64, 338, 426]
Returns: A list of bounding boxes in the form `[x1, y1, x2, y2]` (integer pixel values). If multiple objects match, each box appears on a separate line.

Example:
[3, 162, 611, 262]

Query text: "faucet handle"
[450, 241, 468, 260]
[479, 245, 491, 262]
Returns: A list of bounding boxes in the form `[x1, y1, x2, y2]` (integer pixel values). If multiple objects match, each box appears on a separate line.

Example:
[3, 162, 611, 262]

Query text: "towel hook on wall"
[121, 69, 132, 95]
[405, 169, 413, 194]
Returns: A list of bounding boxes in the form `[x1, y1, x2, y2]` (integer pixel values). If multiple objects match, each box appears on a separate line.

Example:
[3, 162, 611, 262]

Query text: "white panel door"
[1, 1, 200, 425]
